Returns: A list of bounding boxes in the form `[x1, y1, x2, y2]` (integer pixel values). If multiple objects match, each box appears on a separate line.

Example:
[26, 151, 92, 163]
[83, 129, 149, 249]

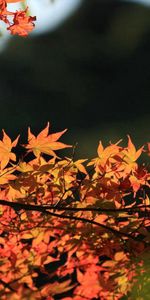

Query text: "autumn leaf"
[94, 214, 108, 224]
[129, 175, 142, 196]
[32, 231, 45, 247]
[0, 123, 149, 300]
[41, 280, 75, 297]
[16, 161, 34, 173]
[114, 252, 128, 262]
[23, 122, 72, 158]
[76, 267, 101, 298]
[0, 0, 36, 37]
[97, 140, 121, 164]
[74, 159, 88, 175]
[7, 10, 36, 37]
[0, 167, 17, 184]
[121, 135, 143, 175]
[0, 130, 19, 170]
[88, 140, 122, 172]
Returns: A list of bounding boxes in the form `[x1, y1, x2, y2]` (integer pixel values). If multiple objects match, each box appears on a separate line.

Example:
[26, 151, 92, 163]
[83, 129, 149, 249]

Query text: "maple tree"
[0, 122, 149, 299]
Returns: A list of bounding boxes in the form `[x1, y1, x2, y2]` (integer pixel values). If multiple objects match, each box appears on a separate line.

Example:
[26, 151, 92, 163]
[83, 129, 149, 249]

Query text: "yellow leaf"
[114, 251, 128, 262]
[32, 232, 44, 247]
[21, 233, 33, 239]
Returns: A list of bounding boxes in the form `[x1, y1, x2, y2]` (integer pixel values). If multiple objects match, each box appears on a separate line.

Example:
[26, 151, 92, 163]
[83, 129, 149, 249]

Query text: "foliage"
[0, 0, 36, 36]
[0, 122, 149, 299]
[129, 252, 150, 300]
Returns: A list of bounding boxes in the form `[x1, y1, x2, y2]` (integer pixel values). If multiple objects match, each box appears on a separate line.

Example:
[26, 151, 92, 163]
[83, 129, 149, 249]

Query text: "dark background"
[0, 0, 150, 158]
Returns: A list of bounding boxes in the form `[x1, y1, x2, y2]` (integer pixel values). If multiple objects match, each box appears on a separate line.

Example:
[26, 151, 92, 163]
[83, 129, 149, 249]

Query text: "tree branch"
[0, 199, 149, 241]
[0, 199, 149, 213]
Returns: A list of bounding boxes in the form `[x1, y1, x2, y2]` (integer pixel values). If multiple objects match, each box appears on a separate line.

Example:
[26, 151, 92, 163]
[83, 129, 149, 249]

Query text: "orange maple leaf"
[123, 135, 143, 162]
[121, 135, 144, 175]
[7, 10, 36, 37]
[0, 130, 19, 170]
[24, 122, 72, 158]
[88, 140, 122, 172]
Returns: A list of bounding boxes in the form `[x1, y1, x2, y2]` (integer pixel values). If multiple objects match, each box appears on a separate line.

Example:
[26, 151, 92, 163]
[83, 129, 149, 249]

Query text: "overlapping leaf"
[0, 125, 149, 300]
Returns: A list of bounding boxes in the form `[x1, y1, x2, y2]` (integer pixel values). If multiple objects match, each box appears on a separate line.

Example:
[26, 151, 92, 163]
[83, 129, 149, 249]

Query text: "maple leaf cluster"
[0, 0, 36, 36]
[0, 122, 149, 300]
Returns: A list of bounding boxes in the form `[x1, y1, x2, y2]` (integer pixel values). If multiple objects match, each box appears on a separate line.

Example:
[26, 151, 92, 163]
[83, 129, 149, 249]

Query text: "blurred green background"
[0, 0, 150, 158]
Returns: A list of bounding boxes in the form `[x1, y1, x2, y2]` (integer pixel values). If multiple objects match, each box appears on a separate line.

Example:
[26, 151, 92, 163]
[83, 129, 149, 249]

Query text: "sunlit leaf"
[23, 122, 72, 157]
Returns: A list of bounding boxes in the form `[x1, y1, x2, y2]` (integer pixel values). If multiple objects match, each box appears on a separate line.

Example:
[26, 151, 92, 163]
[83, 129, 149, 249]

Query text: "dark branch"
[0, 199, 148, 241]
[0, 199, 149, 214]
